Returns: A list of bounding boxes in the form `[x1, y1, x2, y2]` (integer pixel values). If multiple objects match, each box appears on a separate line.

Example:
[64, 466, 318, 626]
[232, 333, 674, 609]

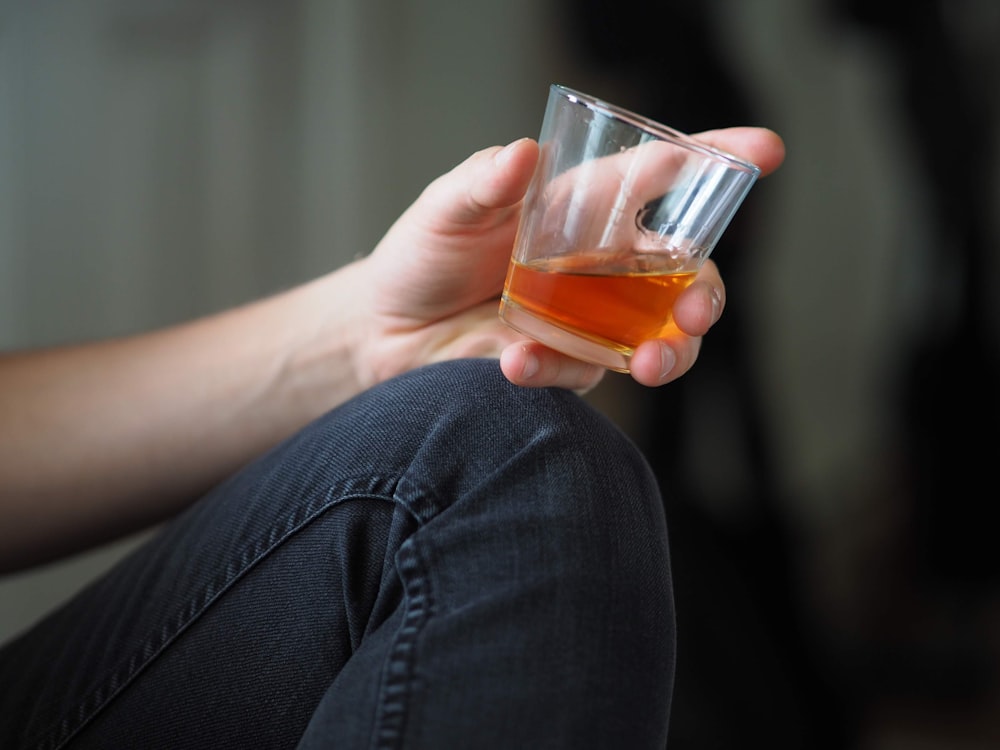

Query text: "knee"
[361, 358, 658, 502]
[295, 357, 675, 654]
[377, 358, 668, 557]
[284, 358, 667, 564]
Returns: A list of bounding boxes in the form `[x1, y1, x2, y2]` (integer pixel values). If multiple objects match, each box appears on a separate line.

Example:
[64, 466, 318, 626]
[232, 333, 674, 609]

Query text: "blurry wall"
[3, 0, 1000, 747]
[0, 0, 568, 347]
[0, 0, 574, 642]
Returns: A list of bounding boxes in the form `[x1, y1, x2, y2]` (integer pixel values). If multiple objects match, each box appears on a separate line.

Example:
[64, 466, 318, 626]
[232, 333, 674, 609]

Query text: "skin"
[0, 127, 785, 573]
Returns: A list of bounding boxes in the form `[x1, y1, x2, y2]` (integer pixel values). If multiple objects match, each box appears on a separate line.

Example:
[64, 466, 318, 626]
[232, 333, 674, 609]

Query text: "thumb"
[417, 138, 540, 230]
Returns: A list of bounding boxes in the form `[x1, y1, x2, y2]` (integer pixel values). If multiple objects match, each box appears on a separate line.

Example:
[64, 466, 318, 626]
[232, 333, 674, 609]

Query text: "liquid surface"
[501, 252, 698, 350]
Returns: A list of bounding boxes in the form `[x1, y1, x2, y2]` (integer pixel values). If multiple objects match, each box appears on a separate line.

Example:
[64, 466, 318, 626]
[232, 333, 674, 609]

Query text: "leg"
[0, 359, 674, 749]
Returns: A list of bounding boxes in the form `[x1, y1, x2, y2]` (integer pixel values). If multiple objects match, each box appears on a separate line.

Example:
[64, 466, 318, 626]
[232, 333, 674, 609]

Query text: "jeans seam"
[369, 535, 433, 750]
[39, 480, 394, 750]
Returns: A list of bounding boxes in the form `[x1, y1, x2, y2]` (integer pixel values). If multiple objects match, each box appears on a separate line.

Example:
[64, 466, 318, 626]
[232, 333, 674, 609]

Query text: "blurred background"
[2, 0, 999, 747]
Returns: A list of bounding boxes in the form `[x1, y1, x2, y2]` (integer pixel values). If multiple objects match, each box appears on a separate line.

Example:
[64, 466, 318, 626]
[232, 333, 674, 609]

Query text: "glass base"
[498, 300, 633, 373]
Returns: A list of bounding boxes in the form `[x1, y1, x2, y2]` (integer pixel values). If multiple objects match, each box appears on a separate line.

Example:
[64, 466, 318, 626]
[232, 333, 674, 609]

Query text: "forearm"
[0, 261, 369, 572]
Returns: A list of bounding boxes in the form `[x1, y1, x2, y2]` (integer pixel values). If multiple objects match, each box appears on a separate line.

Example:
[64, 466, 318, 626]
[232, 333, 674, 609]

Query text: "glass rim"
[551, 84, 761, 177]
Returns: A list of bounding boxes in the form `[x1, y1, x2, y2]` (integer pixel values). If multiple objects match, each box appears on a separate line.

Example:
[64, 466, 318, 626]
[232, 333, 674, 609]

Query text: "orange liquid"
[501, 252, 697, 350]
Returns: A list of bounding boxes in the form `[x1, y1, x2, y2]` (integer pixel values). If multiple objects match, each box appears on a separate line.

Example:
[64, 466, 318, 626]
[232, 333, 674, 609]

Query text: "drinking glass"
[499, 84, 761, 372]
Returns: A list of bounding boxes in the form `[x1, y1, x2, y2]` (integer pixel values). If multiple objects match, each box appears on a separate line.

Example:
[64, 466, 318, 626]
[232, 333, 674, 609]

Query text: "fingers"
[691, 127, 786, 177]
[471, 138, 540, 210]
[629, 338, 700, 388]
[499, 341, 606, 393]
[500, 333, 695, 391]
[623, 132, 775, 389]
[459, 131, 774, 393]
[673, 260, 725, 337]
[627, 260, 724, 387]
[419, 138, 540, 229]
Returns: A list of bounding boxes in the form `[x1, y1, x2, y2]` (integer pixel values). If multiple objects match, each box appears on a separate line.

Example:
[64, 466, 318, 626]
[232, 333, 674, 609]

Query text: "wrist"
[283, 258, 374, 415]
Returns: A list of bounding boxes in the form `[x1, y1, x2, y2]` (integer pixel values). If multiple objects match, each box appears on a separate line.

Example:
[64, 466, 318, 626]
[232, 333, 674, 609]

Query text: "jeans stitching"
[38, 481, 394, 750]
[370, 538, 432, 750]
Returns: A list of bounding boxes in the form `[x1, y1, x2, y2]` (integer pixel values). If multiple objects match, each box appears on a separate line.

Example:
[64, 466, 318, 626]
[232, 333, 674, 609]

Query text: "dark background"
[573, 0, 1000, 747]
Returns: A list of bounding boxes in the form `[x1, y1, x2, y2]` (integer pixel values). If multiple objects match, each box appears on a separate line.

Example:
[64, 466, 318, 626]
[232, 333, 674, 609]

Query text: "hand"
[357, 128, 785, 392]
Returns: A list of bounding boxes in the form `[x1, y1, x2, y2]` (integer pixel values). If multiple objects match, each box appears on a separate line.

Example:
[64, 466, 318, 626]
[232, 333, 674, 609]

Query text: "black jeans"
[0, 359, 675, 749]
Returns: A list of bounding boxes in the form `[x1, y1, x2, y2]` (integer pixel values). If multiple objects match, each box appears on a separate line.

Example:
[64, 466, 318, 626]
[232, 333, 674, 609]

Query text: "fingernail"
[521, 347, 539, 379]
[496, 138, 524, 167]
[659, 343, 676, 381]
[710, 287, 723, 323]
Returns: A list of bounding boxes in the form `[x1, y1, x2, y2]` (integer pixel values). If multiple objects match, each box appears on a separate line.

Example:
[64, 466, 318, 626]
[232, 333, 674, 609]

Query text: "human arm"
[0, 127, 784, 572]
[0, 267, 374, 571]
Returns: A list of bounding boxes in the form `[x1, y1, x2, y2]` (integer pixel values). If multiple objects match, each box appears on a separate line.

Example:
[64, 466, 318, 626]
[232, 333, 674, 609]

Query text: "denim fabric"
[0, 358, 675, 749]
